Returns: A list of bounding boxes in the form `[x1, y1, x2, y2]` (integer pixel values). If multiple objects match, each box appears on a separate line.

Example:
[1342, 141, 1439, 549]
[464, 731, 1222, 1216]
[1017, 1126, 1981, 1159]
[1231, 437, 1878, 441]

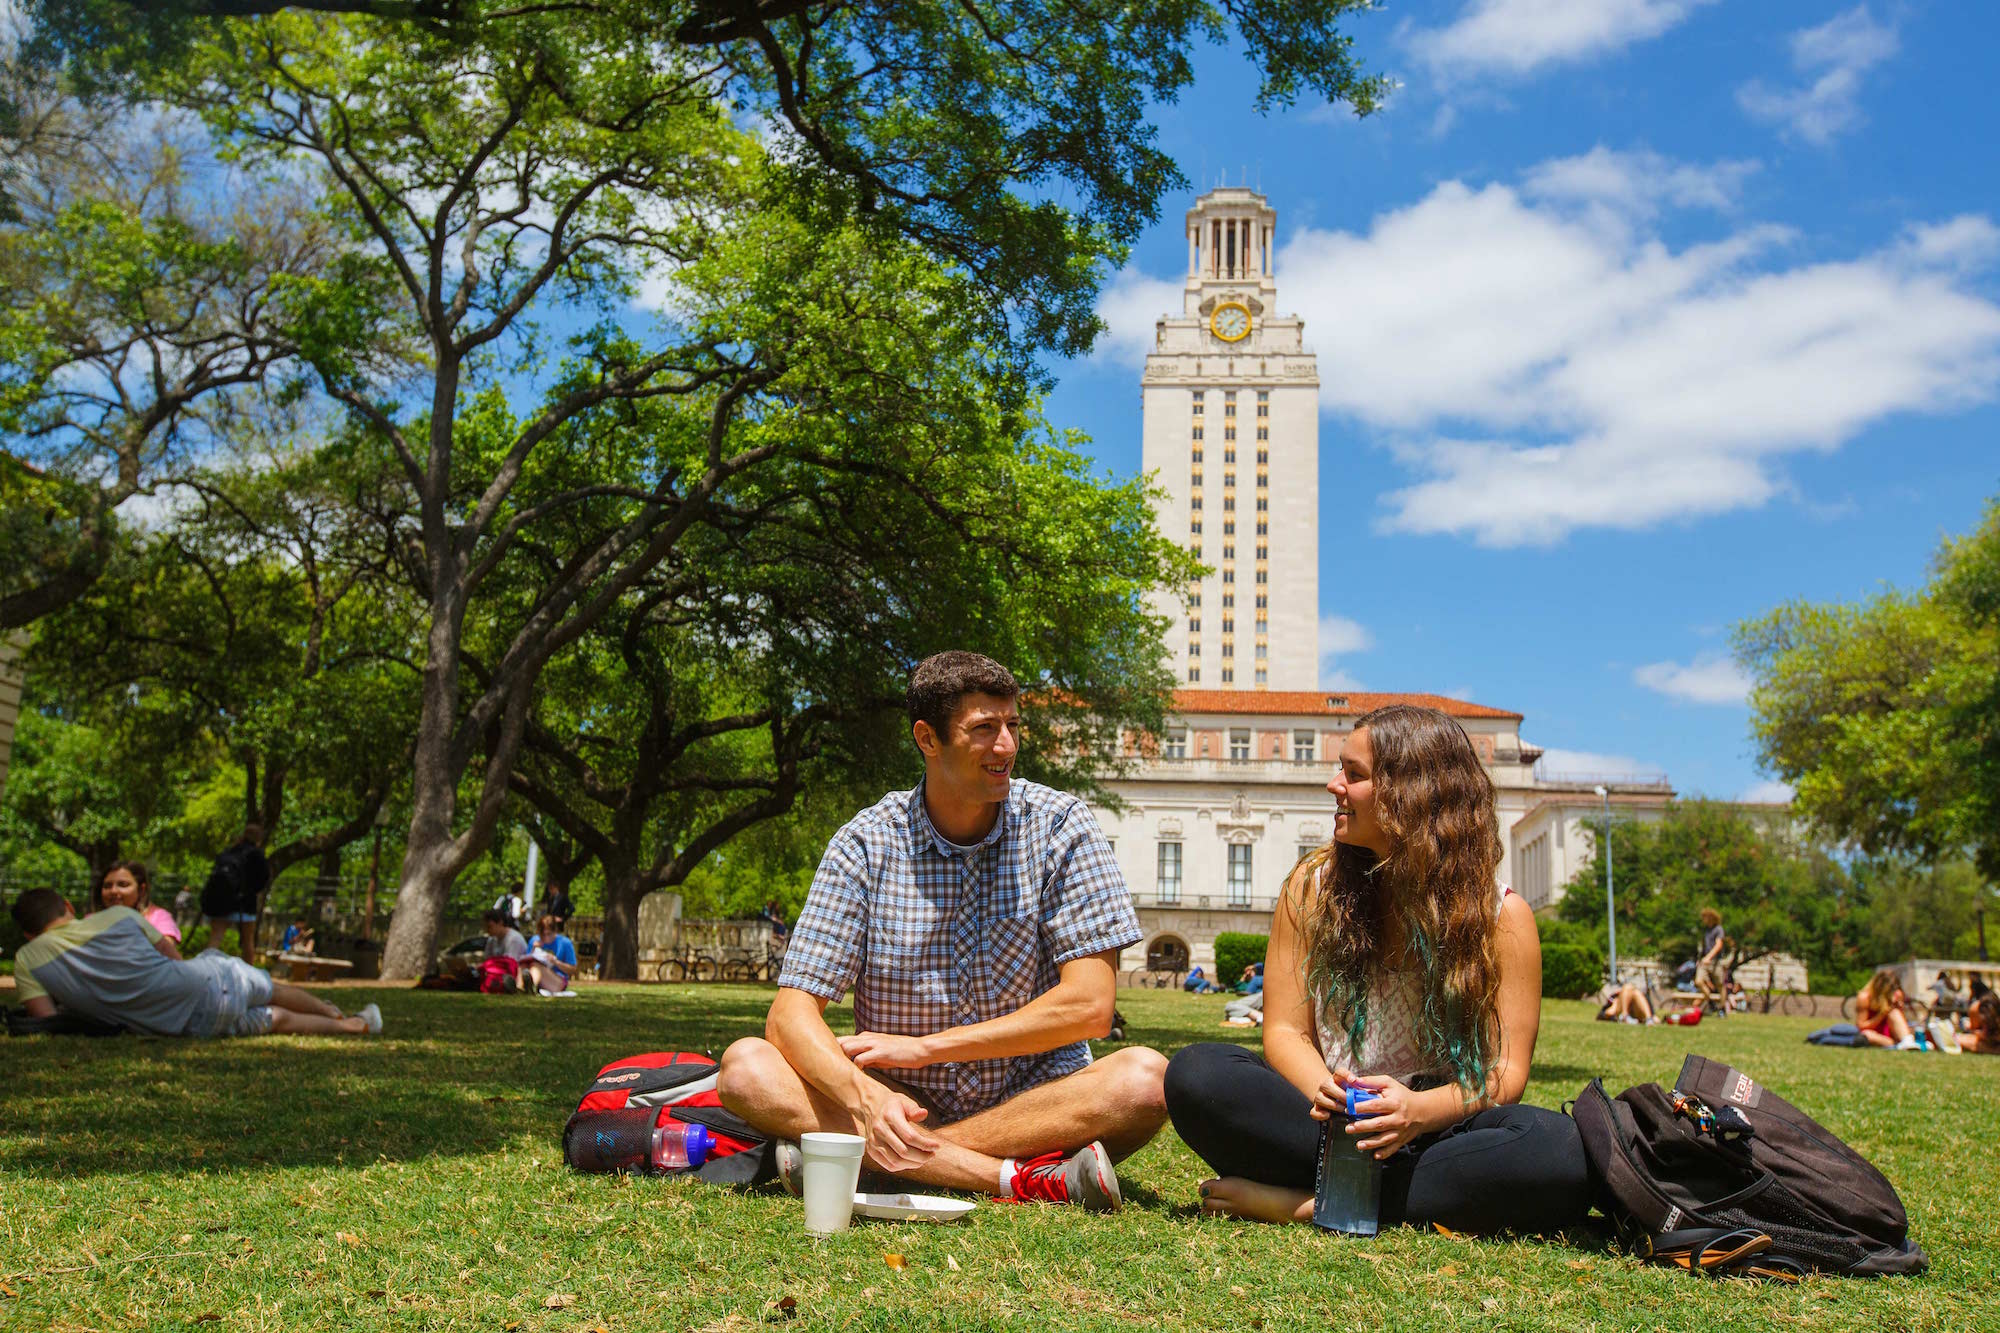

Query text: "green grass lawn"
[3, 987, 1995, 1332]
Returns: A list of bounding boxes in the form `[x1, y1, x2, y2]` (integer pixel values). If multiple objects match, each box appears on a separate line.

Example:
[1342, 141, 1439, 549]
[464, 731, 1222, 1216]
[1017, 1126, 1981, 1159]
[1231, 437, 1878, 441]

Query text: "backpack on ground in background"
[1574, 1054, 1926, 1279]
[1807, 1023, 1869, 1047]
[562, 1051, 772, 1187]
[477, 956, 521, 994]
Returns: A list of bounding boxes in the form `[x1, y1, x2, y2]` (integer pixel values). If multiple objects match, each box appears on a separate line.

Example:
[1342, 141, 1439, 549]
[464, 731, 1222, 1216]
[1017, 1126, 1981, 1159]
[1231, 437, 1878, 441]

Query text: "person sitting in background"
[1597, 981, 1656, 1025]
[1959, 994, 2000, 1053]
[91, 862, 180, 948]
[756, 898, 790, 941]
[522, 912, 579, 996]
[482, 908, 528, 962]
[1183, 966, 1218, 995]
[9, 889, 379, 1038]
[1234, 962, 1263, 995]
[280, 918, 316, 954]
[1220, 987, 1264, 1027]
[1970, 972, 1993, 1003]
[1854, 970, 1920, 1049]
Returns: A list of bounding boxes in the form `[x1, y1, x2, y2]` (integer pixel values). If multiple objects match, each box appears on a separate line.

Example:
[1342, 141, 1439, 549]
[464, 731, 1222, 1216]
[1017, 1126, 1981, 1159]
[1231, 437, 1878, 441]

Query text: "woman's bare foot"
[1198, 1176, 1313, 1224]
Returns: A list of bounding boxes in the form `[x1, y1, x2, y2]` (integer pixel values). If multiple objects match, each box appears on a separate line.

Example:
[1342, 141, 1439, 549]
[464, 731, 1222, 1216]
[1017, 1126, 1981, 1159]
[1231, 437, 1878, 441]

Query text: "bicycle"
[662, 943, 719, 983]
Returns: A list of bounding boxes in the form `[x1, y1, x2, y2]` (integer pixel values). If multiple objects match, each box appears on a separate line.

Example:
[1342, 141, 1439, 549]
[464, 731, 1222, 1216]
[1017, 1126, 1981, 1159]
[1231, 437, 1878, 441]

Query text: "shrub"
[1213, 932, 1268, 984]
[1541, 942, 1603, 1000]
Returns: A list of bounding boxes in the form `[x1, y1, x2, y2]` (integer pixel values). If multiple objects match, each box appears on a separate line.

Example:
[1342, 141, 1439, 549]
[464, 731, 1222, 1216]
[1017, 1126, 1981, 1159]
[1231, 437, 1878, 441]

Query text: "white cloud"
[1532, 746, 1669, 780]
[1633, 656, 1753, 705]
[1408, 0, 1719, 79]
[1522, 147, 1759, 224]
[1737, 779, 1795, 804]
[1268, 165, 2000, 546]
[1738, 6, 1899, 145]
[1093, 270, 1183, 367]
[1318, 614, 1373, 690]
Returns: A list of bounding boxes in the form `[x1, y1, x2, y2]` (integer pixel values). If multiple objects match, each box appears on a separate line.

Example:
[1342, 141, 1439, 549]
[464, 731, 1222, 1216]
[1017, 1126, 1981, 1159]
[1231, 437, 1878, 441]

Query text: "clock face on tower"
[1210, 301, 1251, 343]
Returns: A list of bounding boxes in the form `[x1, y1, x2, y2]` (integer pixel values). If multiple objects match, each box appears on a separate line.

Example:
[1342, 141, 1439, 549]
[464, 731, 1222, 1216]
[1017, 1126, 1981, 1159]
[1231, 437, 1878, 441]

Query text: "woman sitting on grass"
[1958, 994, 2000, 1054]
[1163, 704, 1591, 1235]
[91, 861, 181, 952]
[1854, 970, 1919, 1049]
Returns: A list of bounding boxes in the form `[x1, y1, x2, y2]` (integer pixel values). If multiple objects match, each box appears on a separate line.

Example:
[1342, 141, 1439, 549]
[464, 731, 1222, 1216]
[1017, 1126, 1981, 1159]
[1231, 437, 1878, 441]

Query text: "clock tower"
[1141, 188, 1320, 691]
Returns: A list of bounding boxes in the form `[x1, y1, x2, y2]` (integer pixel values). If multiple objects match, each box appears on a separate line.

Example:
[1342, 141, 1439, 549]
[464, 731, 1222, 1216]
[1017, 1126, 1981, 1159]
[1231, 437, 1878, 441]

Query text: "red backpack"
[478, 956, 521, 994]
[562, 1052, 772, 1186]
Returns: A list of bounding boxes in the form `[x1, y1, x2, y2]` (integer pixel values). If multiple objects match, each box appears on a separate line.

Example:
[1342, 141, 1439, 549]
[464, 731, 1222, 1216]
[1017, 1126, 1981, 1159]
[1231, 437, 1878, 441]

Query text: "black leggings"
[1164, 1042, 1593, 1235]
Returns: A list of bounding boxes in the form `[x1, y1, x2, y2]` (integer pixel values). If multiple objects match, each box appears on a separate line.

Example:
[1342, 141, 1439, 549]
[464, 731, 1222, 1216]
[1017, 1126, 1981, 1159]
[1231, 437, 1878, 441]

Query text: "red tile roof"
[1171, 689, 1522, 721]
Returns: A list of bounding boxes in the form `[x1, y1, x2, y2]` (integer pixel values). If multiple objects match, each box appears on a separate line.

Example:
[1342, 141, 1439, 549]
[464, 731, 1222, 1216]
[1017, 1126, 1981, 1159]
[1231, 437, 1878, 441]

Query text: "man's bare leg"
[268, 983, 344, 1020]
[265, 984, 368, 1035]
[716, 1038, 1005, 1192]
[931, 1047, 1169, 1162]
[718, 1039, 1169, 1190]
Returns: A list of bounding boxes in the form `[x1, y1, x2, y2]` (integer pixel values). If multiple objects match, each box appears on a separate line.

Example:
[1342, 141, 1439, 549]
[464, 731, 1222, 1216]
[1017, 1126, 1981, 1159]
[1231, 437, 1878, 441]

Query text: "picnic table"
[264, 952, 354, 984]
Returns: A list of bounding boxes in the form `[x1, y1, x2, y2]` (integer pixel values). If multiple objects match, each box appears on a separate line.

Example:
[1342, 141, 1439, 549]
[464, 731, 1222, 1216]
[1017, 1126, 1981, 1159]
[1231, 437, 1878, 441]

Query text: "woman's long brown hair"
[1293, 704, 1504, 1094]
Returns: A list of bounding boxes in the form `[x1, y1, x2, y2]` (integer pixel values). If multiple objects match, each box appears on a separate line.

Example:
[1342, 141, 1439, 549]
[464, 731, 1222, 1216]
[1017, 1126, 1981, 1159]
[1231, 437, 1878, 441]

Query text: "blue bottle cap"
[684, 1122, 714, 1167]
[1345, 1085, 1377, 1118]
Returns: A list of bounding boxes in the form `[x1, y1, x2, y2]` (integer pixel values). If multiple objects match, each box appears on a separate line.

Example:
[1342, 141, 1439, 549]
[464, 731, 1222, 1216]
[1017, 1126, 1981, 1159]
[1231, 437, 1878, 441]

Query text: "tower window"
[1191, 495, 1202, 511]
[1223, 520, 1235, 536]
[1223, 494, 1234, 512]
[1256, 544, 1267, 560]
[1224, 426, 1236, 441]
[1257, 449, 1268, 465]
[1192, 427, 1204, 441]
[1224, 448, 1236, 465]
[1223, 569, 1235, 584]
[1255, 669, 1268, 685]
[1255, 569, 1267, 584]
[1256, 427, 1268, 441]
[1222, 592, 1234, 608]
[1222, 617, 1234, 633]
[1223, 545, 1235, 561]
[1188, 665, 1201, 682]
[1256, 521, 1267, 536]
[1190, 519, 1202, 534]
[1189, 591, 1202, 608]
[1192, 447, 1203, 463]
[1256, 496, 1268, 512]
[1255, 594, 1267, 609]
[1188, 617, 1201, 633]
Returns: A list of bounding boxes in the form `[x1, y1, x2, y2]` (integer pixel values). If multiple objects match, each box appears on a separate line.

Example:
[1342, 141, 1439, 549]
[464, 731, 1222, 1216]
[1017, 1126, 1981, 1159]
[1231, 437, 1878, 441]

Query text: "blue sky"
[1041, 0, 2000, 801]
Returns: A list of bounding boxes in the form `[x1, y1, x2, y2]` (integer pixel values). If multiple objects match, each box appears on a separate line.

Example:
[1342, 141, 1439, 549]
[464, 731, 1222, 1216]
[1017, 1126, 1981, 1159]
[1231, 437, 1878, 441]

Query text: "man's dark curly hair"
[907, 651, 1018, 738]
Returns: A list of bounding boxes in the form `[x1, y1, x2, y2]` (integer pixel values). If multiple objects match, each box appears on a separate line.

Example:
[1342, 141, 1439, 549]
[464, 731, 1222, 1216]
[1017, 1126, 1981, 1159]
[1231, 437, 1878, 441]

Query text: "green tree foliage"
[1737, 496, 2000, 880]
[1556, 800, 1845, 984]
[0, 40, 360, 628]
[0, 707, 195, 880]
[25, 430, 420, 877]
[12, 5, 1387, 981]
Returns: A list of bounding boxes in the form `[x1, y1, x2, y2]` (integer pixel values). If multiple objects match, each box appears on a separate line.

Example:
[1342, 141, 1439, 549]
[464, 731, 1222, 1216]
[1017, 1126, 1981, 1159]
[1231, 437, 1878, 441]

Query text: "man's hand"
[839, 1031, 935, 1070]
[853, 1082, 941, 1172]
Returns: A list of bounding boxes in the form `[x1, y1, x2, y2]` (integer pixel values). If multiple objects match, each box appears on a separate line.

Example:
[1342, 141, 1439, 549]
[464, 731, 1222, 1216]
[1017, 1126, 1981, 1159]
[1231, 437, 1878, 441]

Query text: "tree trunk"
[597, 854, 646, 981]
[379, 840, 457, 979]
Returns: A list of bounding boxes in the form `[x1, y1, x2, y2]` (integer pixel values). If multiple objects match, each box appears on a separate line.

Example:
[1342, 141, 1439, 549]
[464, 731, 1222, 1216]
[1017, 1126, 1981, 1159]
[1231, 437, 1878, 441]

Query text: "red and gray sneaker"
[1010, 1141, 1121, 1213]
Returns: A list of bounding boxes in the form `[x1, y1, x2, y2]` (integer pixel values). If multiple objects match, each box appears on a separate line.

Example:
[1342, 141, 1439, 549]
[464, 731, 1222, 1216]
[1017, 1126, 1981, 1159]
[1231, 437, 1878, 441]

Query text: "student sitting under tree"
[9, 890, 381, 1039]
[717, 652, 1169, 1212]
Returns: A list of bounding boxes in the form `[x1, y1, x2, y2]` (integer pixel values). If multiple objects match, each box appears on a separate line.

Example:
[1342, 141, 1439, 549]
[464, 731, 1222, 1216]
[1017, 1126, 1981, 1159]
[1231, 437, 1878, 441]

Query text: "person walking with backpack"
[1163, 704, 1592, 1235]
[201, 824, 271, 965]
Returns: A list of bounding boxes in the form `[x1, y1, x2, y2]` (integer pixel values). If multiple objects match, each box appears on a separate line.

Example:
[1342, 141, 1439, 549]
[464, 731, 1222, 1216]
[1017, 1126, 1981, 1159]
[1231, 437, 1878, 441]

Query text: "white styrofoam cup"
[800, 1131, 867, 1235]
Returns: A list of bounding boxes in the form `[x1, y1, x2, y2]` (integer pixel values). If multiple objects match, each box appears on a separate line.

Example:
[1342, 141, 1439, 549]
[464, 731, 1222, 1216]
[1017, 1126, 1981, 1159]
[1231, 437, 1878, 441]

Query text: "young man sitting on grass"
[717, 652, 1168, 1212]
[8, 889, 381, 1039]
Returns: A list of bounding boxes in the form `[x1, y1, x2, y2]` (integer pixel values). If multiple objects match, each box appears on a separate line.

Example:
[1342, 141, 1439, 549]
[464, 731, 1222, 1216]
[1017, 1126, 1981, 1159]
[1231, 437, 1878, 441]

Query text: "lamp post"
[1595, 784, 1618, 986]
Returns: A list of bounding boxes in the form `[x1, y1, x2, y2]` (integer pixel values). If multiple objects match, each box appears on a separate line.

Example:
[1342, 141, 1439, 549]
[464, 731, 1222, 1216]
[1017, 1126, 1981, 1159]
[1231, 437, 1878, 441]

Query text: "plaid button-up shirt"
[777, 779, 1142, 1120]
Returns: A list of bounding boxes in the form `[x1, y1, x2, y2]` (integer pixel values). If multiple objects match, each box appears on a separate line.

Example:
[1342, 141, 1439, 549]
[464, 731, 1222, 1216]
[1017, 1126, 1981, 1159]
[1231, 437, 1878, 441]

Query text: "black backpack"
[1574, 1054, 1926, 1279]
[199, 845, 253, 918]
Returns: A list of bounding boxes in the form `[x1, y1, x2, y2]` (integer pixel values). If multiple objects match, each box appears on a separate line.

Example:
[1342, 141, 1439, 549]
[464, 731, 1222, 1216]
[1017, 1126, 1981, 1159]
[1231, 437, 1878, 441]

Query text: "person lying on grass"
[1163, 704, 1592, 1235]
[8, 889, 381, 1039]
[717, 651, 1166, 1213]
[1596, 981, 1657, 1025]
